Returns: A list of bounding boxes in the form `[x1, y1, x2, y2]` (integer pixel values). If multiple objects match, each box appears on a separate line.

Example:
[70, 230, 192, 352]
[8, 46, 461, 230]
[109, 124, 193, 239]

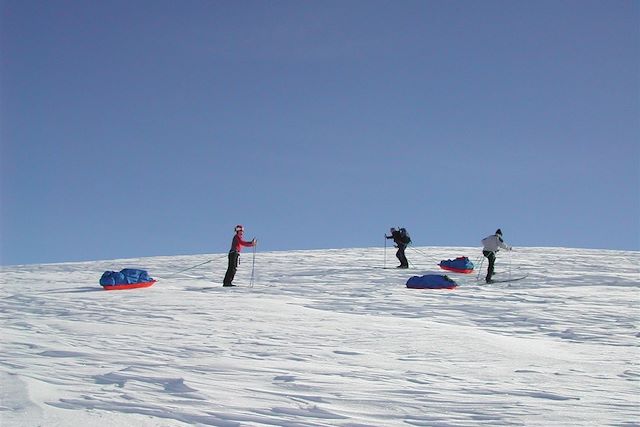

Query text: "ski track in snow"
[1, 247, 638, 426]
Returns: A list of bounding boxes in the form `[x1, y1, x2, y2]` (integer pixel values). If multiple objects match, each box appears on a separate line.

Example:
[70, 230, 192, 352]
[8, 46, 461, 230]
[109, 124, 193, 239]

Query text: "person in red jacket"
[223, 225, 257, 287]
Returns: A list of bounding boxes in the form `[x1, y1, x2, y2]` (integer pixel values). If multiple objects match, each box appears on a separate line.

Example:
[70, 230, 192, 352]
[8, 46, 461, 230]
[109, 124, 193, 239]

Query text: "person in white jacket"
[481, 229, 512, 283]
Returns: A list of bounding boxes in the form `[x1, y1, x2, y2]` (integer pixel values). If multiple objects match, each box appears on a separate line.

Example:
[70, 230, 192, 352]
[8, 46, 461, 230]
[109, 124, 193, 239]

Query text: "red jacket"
[230, 232, 255, 253]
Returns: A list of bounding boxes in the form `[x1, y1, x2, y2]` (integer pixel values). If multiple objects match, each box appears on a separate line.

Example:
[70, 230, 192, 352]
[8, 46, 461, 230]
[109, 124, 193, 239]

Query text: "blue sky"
[1, 0, 638, 265]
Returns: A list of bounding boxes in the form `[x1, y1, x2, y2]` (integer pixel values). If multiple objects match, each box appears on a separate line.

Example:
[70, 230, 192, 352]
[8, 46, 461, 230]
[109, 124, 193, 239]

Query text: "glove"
[252, 238, 257, 245]
[508, 246, 513, 251]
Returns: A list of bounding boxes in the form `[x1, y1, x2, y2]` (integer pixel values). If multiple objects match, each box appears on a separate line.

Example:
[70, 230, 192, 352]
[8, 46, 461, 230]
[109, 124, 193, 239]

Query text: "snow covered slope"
[1, 247, 638, 426]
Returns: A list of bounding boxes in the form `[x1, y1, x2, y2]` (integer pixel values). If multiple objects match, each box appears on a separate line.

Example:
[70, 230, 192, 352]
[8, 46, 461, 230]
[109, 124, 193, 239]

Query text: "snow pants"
[396, 245, 408, 268]
[223, 251, 240, 286]
[483, 250, 496, 282]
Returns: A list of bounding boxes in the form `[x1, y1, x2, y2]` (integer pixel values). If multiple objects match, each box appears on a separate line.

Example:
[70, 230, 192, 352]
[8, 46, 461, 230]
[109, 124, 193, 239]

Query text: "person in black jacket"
[386, 227, 410, 268]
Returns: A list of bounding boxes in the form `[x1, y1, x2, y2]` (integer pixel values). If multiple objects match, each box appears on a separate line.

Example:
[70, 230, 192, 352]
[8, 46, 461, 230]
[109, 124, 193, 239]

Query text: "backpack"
[399, 228, 411, 245]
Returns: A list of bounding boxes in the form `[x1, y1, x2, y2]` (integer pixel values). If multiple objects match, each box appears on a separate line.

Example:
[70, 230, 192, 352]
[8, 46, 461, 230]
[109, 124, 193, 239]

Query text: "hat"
[495, 228, 502, 236]
[235, 225, 244, 232]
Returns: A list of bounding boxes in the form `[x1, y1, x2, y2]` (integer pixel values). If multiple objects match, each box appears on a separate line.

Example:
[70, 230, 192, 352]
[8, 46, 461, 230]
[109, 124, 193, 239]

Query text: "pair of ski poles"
[475, 250, 513, 281]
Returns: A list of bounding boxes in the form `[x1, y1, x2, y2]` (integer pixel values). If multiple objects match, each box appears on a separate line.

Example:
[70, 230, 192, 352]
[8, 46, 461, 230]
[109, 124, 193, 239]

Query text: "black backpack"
[399, 228, 411, 244]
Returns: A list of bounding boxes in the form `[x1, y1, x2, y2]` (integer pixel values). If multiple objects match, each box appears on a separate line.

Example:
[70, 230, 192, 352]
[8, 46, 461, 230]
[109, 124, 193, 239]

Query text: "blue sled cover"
[439, 256, 474, 273]
[100, 268, 152, 285]
[406, 274, 458, 289]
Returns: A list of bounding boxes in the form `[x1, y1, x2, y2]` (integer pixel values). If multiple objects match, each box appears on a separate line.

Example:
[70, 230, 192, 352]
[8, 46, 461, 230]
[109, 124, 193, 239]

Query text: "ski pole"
[474, 255, 483, 278]
[476, 255, 485, 280]
[249, 243, 257, 287]
[384, 235, 387, 269]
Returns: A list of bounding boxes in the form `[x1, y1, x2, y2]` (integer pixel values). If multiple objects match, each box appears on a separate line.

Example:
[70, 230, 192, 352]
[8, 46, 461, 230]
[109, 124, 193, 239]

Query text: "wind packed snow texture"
[1, 247, 638, 426]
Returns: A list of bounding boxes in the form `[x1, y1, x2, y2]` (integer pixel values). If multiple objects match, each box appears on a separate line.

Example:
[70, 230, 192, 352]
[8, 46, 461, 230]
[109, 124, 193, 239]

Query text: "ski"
[482, 274, 529, 284]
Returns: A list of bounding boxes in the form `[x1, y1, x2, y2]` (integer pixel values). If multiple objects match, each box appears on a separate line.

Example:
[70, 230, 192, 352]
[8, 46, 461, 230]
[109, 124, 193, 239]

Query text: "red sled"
[438, 256, 475, 274]
[439, 265, 474, 274]
[102, 280, 157, 291]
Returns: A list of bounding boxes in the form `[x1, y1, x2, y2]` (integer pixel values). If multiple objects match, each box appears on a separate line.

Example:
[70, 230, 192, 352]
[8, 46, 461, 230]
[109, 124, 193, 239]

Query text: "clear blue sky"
[1, 0, 638, 265]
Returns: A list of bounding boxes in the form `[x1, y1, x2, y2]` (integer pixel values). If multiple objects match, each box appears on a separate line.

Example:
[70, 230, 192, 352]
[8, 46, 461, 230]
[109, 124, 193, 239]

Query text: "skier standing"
[481, 228, 512, 283]
[386, 227, 411, 268]
[223, 225, 257, 287]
